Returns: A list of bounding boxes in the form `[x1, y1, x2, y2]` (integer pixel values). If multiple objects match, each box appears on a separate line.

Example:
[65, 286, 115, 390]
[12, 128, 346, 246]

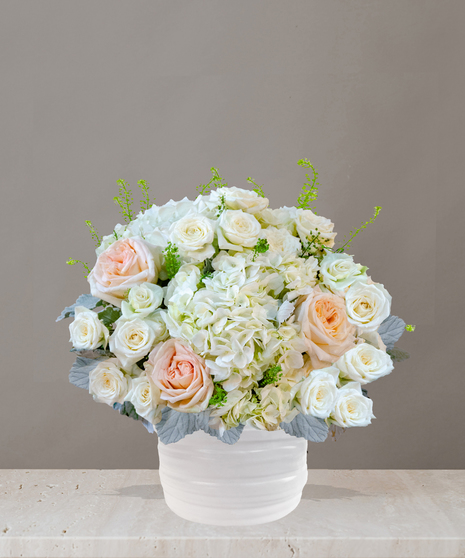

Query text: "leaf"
[113, 402, 155, 434]
[98, 306, 122, 327]
[387, 347, 410, 362]
[56, 294, 102, 321]
[71, 348, 113, 358]
[196, 411, 244, 445]
[155, 407, 199, 444]
[280, 413, 328, 442]
[69, 355, 106, 390]
[378, 315, 406, 350]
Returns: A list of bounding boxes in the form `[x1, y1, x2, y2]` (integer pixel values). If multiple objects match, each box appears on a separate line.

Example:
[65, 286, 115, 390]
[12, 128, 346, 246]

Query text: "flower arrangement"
[58, 161, 413, 445]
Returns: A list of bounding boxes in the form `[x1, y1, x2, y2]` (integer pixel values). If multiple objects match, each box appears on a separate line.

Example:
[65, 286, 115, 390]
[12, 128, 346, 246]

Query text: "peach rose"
[295, 286, 356, 369]
[146, 339, 214, 413]
[88, 237, 161, 307]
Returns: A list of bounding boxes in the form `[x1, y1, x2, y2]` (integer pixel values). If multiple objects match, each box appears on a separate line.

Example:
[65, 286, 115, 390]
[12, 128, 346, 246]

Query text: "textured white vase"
[158, 426, 308, 525]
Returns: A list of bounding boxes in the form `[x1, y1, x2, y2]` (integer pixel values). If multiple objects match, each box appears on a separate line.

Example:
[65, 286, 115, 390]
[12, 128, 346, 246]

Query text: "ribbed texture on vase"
[158, 427, 308, 525]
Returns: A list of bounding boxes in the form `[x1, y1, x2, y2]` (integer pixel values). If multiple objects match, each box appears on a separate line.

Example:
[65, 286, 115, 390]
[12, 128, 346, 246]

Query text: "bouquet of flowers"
[58, 161, 413, 445]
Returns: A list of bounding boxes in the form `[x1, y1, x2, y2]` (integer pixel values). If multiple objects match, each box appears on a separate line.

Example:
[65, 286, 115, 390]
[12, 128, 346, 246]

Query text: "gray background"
[1, 0, 464, 469]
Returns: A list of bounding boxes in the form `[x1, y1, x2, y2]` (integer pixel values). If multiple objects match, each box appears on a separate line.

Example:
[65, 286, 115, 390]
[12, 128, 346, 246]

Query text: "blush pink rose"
[88, 237, 161, 307]
[146, 339, 214, 413]
[295, 286, 356, 369]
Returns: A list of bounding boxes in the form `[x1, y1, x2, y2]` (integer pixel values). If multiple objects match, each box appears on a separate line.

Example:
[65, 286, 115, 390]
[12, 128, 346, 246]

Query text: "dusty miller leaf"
[69, 355, 106, 390]
[56, 294, 102, 322]
[387, 347, 410, 362]
[280, 413, 328, 442]
[155, 407, 199, 444]
[113, 402, 155, 433]
[196, 411, 244, 445]
[378, 315, 406, 350]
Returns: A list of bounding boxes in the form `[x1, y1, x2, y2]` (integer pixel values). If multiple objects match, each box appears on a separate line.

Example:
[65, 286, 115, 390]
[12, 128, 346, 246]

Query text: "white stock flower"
[217, 210, 261, 251]
[295, 208, 336, 247]
[127, 374, 163, 424]
[121, 283, 164, 319]
[345, 282, 391, 332]
[169, 212, 215, 262]
[335, 343, 393, 384]
[89, 358, 129, 406]
[291, 366, 339, 419]
[212, 186, 269, 214]
[262, 227, 301, 255]
[331, 382, 375, 428]
[109, 317, 157, 369]
[69, 306, 109, 350]
[320, 252, 367, 292]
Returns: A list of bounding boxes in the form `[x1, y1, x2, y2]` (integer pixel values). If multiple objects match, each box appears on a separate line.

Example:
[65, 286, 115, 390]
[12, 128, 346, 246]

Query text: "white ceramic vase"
[158, 426, 308, 525]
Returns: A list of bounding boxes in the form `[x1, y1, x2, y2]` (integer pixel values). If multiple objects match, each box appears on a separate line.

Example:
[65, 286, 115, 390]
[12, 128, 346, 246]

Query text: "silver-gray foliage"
[113, 402, 155, 434]
[387, 347, 410, 362]
[69, 355, 106, 390]
[56, 294, 101, 322]
[280, 413, 329, 442]
[378, 315, 406, 350]
[156, 407, 244, 445]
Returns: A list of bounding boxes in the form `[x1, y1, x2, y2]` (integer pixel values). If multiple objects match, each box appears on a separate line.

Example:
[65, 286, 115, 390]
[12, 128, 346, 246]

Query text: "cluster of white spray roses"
[65, 184, 400, 439]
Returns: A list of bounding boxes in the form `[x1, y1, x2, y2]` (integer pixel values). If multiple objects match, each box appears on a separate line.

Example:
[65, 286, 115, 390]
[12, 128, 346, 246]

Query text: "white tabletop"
[1, 469, 464, 558]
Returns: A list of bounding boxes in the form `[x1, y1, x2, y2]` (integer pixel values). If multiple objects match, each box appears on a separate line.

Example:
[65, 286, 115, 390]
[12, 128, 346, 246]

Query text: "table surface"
[1, 469, 464, 558]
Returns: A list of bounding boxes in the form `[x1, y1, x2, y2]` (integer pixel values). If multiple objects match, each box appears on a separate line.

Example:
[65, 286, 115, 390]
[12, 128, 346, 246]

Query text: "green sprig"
[209, 384, 228, 408]
[252, 238, 269, 261]
[163, 242, 182, 279]
[247, 177, 265, 198]
[113, 179, 134, 223]
[137, 179, 153, 211]
[297, 159, 319, 210]
[217, 194, 227, 217]
[85, 220, 101, 247]
[405, 324, 416, 332]
[258, 366, 283, 388]
[336, 206, 382, 253]
[197, 167, 227, 195]
[66, 258, 90, 276]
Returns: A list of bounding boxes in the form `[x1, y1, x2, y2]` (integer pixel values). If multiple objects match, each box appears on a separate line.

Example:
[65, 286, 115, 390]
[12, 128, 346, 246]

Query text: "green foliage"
[252, 238, 269, 261]
[247, 177, 265, 198]
[85, 220, 101, 247]
[197, 167, 227, 194]
[217, 194, 227, 217]
[113, 179, 134, 223]
[297, 159, 319, 210]
[258, 365, 283, 388]
[299, 229, 327, 262]
[336, 206, 382, 253]
[405, 324, 416, 332]
[113, 229, 119, 241]
[137, 179, 153, 211]
[164, 242, 182, 279]
[209, 384, 228, 408]
[387, 347, 410, 362]
[66, 258, 90, 276]
[98, 306, 122, 328]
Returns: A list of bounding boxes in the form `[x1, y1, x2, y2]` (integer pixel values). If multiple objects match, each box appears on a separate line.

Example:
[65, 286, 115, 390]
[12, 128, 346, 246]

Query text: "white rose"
[332, 382, 375, 428]
[345, 282, 391, 332]
[69, 306, 109, 350]
[212, 186, 269, 214]
[89, 358, 129, 406]
[217, 210, 261, 251]
[257, 206, 297, 233]
[295, 208, 336, 247]
[320, 252, 367, 292]
[127, 374, 164, 424]
[109, 317, 157, 369]
[262, 227, 301, 255]
[335, 343, 393, 384]
[169, 212, 215, 262]
[291, 366, 339, 419]
[121, 283, 164, 319]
